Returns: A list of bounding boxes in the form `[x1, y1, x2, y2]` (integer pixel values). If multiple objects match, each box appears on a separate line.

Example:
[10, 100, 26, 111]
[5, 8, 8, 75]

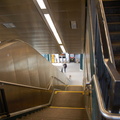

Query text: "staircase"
[15, 86, 89, 120]
[103, 0, 120, 73]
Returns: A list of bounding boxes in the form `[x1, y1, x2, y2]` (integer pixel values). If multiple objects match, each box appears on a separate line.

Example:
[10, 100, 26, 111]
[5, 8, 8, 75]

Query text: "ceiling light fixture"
[3, 23, 16, 28]
[60, 45, 66, 53]
[44, 14, 62, 44]
[36, 0, 46, 9]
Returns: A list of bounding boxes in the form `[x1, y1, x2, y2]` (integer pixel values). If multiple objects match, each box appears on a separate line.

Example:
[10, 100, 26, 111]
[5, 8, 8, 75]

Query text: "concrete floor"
[52, 63, 83, 85]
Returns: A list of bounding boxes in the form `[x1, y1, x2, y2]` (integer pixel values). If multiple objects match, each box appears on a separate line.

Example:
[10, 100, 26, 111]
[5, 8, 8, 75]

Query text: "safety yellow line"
[50, 106, 86, 110]
[55, 91, 84, 94]
[67, 85, 83, 87]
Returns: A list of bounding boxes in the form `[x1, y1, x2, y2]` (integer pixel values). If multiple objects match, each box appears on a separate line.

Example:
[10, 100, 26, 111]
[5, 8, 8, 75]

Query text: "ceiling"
[0, 0, 86, 54]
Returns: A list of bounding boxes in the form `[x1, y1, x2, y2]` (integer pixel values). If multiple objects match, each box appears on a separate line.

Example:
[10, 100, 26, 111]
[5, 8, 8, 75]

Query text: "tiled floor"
[52, 63, 83, 85]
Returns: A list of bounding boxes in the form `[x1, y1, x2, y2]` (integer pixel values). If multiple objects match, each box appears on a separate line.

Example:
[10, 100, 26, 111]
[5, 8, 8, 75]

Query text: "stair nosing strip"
[50, 106, 86, 110]
[55, 91, 84, 94]
[110, 31, 120, 34]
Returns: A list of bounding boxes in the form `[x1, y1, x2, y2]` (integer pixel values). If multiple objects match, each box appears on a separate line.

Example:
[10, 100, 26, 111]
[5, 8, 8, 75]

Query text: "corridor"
[52, 63, 83, 85]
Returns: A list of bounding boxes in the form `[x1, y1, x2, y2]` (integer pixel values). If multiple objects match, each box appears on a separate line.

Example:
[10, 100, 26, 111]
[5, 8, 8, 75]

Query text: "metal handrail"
[0, 76, 67, 91]
[93, 75, 120, 120]
[86, 0, 120, 119]
[47, 76, 67, 90]
[104, 59, 120, 81]
[10, 90, 55, 117]
[97, 0, 115, 67]
[5, 75, 67, 117]
[52, 76, 67, 85]
[0, 80, 47, 90]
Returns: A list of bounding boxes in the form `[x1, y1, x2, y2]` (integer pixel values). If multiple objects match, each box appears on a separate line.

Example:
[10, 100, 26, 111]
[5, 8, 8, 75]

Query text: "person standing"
[63, 63, 67, 72]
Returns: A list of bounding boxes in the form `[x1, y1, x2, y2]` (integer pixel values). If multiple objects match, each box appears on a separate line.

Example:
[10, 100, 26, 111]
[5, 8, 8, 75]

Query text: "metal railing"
[0, 75, 67, 118]
[47, 76, 67, 90]
[85, 0, 120, 119]
[92, 75, 120, 120]
[95, 0, 120, 114]
[96, 0, 115, 66]
[0, 76, 67, 91]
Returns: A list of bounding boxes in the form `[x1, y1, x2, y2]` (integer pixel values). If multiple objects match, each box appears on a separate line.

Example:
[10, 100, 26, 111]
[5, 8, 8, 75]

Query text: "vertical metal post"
[80, 54, 83, 70]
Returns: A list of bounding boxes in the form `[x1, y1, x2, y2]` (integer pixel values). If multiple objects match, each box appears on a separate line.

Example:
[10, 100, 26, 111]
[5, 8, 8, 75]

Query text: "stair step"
[104, 7, 120, 14]
[103, 1, 120, 7]
[114, 55, 120, 67]
[116, 67, 120, 73]
[106, 14, 120, 23]
[112, 42, 120, 45]
[103, 0, 120, 74]
[108, 23, 120, 32]
[110, 32, 120, 43]
[52, 91, 85, 108]
[66, 85, 83, 91]
[15, 91, 89, 120]
[19, 107, 89, 120]
[112, 43, 120, 55]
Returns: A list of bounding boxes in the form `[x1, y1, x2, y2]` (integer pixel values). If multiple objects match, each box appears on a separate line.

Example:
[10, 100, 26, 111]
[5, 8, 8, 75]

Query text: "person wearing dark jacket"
[63, 63, 67, 72]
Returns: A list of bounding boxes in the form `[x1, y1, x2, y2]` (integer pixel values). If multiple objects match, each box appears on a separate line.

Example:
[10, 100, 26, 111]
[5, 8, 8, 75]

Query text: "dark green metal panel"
[80, 54, 83, 70]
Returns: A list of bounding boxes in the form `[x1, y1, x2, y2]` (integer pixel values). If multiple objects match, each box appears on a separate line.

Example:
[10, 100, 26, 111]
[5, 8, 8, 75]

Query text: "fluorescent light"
[36, 0, 46, 9]
[44, 14, 62, 44]
[60, 45, 66, 53]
